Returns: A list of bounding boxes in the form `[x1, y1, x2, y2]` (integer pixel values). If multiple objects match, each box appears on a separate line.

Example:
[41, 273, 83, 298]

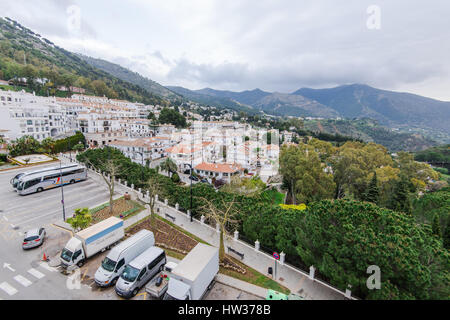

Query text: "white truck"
[163, 243, 219, 300]
[60, 217, 124, 271]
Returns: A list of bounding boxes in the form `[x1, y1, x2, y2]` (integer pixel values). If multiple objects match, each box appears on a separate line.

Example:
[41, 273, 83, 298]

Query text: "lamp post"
[189, 127, 194, 222]
[59, 159, 66, 221]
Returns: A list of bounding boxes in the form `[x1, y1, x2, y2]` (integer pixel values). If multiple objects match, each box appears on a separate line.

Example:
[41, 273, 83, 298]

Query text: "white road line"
[39, 261, 57, 272]
[13, 275, 32, 287]
[2, 216, 7, 221]
[28, 268, 45, 279]
[0, 282, 18, 296]
[15, 193, 110, 227]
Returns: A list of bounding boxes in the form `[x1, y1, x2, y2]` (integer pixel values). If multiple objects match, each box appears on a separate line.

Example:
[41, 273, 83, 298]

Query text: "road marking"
[28, 268, 45, 279]
[13, 275, 32, 287]
[39, 262, 57, 272]
[81, 267, 89, 282]
[0, 282, 18, 296]
[14, 193, 111, 227]
[3, 263, 15, 272]
[2, 216, 7, 221]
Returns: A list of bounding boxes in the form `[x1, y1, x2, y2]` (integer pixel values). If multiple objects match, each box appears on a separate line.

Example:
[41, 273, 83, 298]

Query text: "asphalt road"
[0, 161, 111, 232]
[0, 160, 112, 300]
[0, 160, 260, 300]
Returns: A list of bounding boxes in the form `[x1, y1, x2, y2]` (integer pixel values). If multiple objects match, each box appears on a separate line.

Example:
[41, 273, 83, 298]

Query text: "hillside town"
[0, 89, 282, 183]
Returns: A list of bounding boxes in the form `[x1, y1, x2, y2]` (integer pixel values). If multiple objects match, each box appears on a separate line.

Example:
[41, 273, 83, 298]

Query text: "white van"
[115, 246, 166, 298]
[94, 230, 155, 287]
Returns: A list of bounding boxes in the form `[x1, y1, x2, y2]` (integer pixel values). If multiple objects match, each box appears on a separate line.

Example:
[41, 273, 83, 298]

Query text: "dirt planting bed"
[127, 216, 246, 274]
[90, 198, 143, 224]
[127, 217, 198, 255]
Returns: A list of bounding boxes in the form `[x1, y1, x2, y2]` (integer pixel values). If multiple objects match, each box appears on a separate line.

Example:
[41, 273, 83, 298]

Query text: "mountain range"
[168, 84, 450, 137]
[1, 17, 448, 148]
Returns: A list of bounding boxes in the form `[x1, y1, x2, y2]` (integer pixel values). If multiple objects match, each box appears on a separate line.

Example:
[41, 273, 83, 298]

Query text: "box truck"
[163, 243, 219, 300]
[60, 217, 124, 270]
[94, 229, 155, 287]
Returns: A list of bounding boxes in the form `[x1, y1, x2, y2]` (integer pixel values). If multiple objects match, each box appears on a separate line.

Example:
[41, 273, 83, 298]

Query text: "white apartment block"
[107, 137, 173, 164]
[0, 90, 71, 141]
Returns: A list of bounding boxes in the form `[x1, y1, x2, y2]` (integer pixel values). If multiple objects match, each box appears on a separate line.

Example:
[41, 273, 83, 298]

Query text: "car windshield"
[121, 265, 139, 282]
[101, 257, 117, 272]
[61, 248, 73, 262]
[24, 235, 39, 242]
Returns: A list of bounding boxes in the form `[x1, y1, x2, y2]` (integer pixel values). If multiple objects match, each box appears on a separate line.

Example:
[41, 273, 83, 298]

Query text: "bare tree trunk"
[219, 226, 225, 262]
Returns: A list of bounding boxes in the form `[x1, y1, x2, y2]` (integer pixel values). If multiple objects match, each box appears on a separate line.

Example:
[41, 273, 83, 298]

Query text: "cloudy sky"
[1, 0, 450, 100]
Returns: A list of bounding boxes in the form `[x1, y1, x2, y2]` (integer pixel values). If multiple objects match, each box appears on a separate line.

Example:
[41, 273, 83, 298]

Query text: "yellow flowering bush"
[279, 203, 307, 211]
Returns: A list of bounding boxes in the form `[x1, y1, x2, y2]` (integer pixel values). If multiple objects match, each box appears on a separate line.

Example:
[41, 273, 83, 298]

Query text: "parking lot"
[0, 161, 111, 232]
[0, 161, 261, 301]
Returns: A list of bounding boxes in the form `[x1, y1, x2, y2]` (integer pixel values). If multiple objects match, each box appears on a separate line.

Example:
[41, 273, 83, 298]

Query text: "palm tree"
[159, 158, 177, 177]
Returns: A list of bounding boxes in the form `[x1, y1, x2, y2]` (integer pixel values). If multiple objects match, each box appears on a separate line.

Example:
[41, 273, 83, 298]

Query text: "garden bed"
[127, 216, 198, 255]
[90, 197, 144, 224]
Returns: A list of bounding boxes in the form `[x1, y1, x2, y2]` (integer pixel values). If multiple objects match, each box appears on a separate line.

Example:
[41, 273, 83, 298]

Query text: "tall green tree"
[388, 175, 412, 214]
[444, 224, 450, 250]
[364, 172, 380, 204]
[295, 199, 449, 299]
[280, 144, 335, 204]
[432, 214, 442, 238]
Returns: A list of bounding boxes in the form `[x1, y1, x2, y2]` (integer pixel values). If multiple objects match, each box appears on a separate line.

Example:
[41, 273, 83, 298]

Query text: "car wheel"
[37, 187, 43, 192]
[70, 180, 75, 184]
[77, 260, 84, 267]
[112, 277, 118, 285]
[132, 288, 139, 297]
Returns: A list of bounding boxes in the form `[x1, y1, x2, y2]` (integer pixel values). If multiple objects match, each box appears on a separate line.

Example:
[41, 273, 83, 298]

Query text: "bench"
[227, 246, 244, 260]
[165, 213, 176, 222]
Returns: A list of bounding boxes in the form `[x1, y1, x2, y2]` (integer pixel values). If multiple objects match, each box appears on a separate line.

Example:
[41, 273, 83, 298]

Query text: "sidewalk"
[215, 274, 267, 299]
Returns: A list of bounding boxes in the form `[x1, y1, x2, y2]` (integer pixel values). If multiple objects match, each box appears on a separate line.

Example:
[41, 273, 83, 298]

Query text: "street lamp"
[59, 158, 66, 221]
[189, 127, 194, 222]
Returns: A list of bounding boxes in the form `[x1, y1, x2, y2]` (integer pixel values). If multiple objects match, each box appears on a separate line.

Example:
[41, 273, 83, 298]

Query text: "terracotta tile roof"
[194, 162, 242, 173]
[165, 143, 202, 154]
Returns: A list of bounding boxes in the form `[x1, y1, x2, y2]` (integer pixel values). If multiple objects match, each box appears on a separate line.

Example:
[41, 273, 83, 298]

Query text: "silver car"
[22, 228, 46, 250]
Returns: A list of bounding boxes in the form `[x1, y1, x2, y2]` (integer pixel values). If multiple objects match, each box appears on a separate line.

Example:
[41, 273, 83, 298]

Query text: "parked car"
[22, 228, 46, 250]
[189, 175, 199, 182]
[183, 169, 191, 175]
[200, 178, 209, 183]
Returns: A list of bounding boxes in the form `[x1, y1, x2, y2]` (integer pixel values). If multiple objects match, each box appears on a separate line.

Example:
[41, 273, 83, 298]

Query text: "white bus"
[10, 163, 80, 189]
[17, 165, 88, 195]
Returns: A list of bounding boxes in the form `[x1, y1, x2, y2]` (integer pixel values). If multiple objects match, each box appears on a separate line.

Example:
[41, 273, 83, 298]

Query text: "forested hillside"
[0, 17, 168, 106]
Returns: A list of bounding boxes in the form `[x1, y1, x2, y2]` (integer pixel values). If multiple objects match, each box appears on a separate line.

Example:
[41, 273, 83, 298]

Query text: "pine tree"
[431, 214, 442, 238]
[388, 175, 412, 214]
[364, 172, 380, 204]
[443, 224, 450, 250]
